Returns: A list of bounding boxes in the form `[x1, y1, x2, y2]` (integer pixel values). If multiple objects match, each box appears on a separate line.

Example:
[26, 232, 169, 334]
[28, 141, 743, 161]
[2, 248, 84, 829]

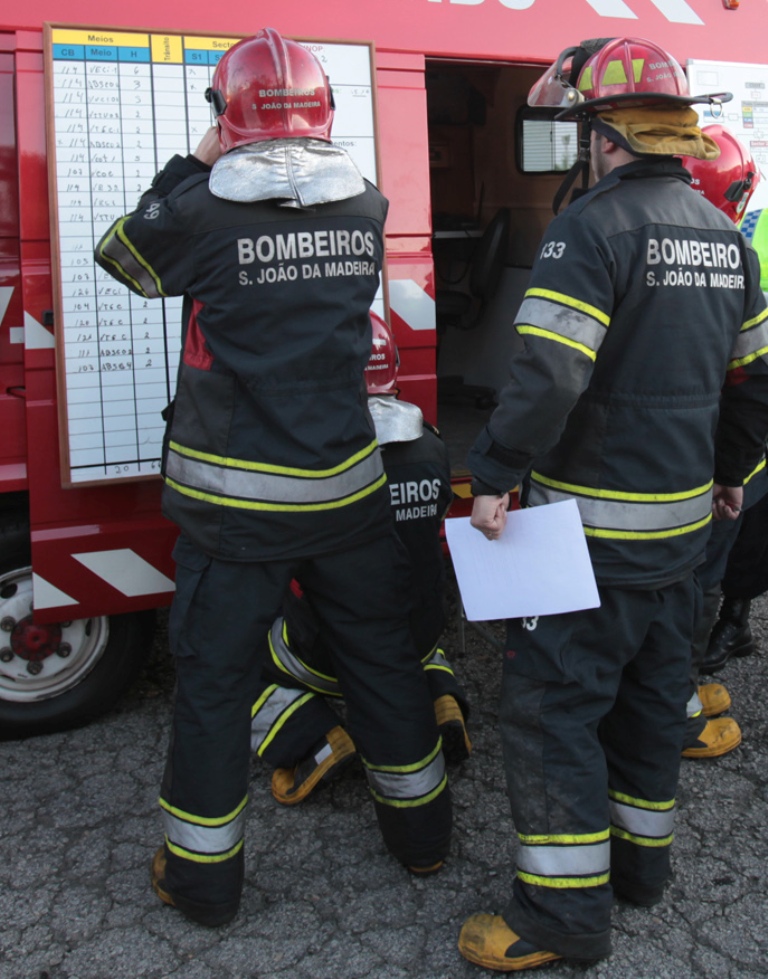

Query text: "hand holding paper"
[445, 499, 600, 621]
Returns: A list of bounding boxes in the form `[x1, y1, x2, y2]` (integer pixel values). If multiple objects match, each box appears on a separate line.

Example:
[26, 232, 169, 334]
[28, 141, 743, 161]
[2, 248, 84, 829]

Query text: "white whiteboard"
[688, 59, 768, 213]
[45, 25, 382, 486]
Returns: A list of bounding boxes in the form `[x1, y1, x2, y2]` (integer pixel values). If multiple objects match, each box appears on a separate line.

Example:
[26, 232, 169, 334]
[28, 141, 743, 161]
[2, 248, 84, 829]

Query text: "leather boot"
[700, 598, 755, 674]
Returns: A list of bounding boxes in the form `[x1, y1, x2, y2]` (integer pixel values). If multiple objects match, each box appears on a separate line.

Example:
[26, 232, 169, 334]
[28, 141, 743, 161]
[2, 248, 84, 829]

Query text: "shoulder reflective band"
[529, 475, 712, 539]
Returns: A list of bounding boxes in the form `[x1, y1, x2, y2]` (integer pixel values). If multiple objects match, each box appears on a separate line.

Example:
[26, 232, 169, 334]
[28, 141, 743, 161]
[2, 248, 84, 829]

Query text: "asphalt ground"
[2, 572, 767, 979]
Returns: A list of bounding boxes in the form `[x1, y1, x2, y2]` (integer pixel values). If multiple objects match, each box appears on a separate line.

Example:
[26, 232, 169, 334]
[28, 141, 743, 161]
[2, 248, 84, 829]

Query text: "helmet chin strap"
[552, 117, 593, 215]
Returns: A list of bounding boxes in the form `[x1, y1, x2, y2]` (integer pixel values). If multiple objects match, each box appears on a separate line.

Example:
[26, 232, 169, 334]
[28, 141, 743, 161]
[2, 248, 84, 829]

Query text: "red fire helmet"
[207, 27, 334, 152]
[528, 37, 730, 119]
[681, 124, 761, 224]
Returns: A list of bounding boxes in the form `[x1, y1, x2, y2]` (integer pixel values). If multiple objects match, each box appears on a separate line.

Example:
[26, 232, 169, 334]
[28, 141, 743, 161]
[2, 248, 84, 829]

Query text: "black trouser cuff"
[503, 903, 612, 961]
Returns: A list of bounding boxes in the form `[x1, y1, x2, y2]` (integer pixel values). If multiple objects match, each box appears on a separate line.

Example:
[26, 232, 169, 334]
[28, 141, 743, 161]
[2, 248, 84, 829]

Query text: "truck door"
[425, 59, 577, 485]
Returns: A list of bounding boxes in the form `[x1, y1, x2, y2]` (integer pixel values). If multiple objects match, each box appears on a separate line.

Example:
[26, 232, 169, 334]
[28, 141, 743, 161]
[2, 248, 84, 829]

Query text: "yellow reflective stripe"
[165, 837, 244, 864]
[730, 308, 768, 368]
[741, 306, 768, 332]
[169, 438, 379, 478]
[368, 774, 448, 809]
[608, 790, 674, 812]
[158, 795, 247, 827]
[421, 646, 455, 677]
[362, 738, 442, 775]
[517, 871, 610, 889]
[268, 623, 338, 695]
[164, 472, 387, 512]
[745, 457, 766, 484]
[583, 513, 711, 540]
[255, 691, 315, 756]
[97, 229, 149, 296]
[517, 325, 597, 362]
[611, 827, 674, 848]
[524, 287, 611, 327]
[578, 66, 593, 93]
[420, 643, 441, 667]
[518, 829, 609, 845]
[252, 683, 278, 716]
[728, 345, 768, 370]
[99, 217, 166, 297]
[602, 59, 629, 87]
[532, 472, 713, 503]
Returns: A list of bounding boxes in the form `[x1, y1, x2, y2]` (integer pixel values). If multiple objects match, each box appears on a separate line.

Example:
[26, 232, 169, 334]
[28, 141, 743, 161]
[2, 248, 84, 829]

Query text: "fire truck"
[1, 0, 765, 737]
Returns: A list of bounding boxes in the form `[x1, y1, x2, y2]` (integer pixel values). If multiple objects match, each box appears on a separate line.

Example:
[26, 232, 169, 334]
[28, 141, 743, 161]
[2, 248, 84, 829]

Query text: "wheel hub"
[11, 616, 64, 663]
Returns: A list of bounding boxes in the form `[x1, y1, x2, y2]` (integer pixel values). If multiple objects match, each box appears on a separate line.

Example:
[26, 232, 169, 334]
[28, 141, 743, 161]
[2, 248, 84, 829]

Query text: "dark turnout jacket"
[96, 154, 391, 561]
[469, 159, 768, 588]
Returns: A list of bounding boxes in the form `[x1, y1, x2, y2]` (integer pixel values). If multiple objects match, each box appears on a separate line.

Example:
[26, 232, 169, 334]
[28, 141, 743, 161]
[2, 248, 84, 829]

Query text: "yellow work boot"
[434, 694, 472, 764]
[698, 683, 731, 718]
[682, 717, 742, 759]
[271, 725, 356, 805]
[150, 846, 238, 926]
[151, 846, 175, 909]
[458, 914, 562, 972]
[407, 859, 445, 876]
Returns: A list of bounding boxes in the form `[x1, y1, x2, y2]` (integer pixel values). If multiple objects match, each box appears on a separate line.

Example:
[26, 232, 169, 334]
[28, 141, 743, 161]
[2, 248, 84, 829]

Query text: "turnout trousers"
[500, 576, 697, 960]
[161, 532, 451, 919]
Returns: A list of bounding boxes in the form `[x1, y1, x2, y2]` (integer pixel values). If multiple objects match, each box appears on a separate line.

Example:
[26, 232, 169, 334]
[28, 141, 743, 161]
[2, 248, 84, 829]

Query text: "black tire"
[0, 511, 157, 739]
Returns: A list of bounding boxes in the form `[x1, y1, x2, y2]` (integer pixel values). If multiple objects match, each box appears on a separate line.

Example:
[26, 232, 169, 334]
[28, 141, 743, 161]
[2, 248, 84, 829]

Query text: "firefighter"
[698, 204, 768, 674]
[457, 37, 768, 972]
[94, 28, 451, 928]
[251, 313, 471, 804]
[679, 125, 763, 759]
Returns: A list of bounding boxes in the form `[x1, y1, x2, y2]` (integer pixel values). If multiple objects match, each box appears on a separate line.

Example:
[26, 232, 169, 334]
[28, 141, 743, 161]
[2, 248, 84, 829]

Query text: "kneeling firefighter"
[250, 313, 472, 804]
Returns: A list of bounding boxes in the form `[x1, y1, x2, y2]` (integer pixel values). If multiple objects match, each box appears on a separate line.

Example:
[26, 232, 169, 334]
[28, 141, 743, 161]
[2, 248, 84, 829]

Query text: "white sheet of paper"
[444, 499, 600, 621]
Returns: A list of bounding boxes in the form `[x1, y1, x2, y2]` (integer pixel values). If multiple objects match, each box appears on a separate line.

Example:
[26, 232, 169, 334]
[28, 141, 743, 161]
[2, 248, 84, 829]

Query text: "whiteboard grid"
[47, 26, 378, 485]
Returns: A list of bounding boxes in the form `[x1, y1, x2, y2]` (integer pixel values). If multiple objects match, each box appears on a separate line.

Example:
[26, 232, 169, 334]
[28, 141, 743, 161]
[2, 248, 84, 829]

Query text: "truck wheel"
[0, 514, 157, 739]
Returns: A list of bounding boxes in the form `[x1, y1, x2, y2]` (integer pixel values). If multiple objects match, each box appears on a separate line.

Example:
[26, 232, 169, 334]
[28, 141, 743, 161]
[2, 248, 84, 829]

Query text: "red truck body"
[1, 0, 764, 733]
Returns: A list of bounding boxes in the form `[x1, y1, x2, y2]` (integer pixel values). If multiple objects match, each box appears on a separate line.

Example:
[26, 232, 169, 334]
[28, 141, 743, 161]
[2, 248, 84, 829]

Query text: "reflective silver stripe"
[515, 297, 608, 354]
[609, 800, 676, 839]
[99, 221, 163, 298]
[517, 840, 610, 878]
[161, 805, 246, 855]
[729, 314, 768, 365]
[528, 479, 711, 532]
[422, 646, 454, 675]
[269, 618, 339, 695]
[250, 684, 308, 753]
[166, 443, 384, 505]
[686, 689, 703, 720]
[364, 752, 446, 801]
